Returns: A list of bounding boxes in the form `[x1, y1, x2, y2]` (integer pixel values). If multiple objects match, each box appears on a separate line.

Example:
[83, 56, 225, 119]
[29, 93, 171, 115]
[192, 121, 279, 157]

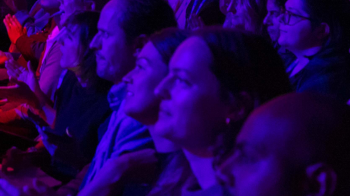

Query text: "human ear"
[315, 23, 330, 40]
[133, 34, 149, 57]
[304, 163, 337, 196]
[225, 91, 254, 122]
[84, 0, 95, 11]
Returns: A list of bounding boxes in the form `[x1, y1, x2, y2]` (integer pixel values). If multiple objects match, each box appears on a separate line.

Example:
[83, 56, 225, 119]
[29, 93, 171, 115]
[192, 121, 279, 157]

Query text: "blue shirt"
[80, 83, 153, 189]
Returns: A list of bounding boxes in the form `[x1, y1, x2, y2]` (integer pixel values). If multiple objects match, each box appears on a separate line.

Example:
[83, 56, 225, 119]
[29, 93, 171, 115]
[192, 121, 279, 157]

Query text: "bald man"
[219, 93, 350, 196]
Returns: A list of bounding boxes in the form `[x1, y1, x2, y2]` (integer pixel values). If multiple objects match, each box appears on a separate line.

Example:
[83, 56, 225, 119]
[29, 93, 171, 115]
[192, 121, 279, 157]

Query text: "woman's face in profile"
[59, 25, 82, 69]
[155, 37, 229, 149]
[123, 41, 169, 125]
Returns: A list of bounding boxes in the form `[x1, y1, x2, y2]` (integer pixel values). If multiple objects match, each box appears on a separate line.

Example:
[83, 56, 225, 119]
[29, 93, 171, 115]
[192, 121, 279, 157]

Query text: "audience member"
[219, 93, 350, 196]
[1, 11, 113, 181]
[186, 0, 226, 30]
[279, 0, 350, 102]
[76, 0, 177, 194]
[263, 0, 286, 44]
[0, 0, 178, 194]
[223, 0, 267, 36]
[154, 28, 291, 195]
[78, 28, 192, 196]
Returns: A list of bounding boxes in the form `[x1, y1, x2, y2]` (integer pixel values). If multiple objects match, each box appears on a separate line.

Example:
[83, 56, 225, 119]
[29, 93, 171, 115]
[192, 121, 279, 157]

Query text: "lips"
[159, 104, 171, 117]
[95, 53, 105, 61]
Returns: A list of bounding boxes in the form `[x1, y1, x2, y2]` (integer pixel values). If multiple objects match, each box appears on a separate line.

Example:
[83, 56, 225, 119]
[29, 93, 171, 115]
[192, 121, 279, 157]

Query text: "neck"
[288, 46, 323, 77]
[183, 148, 218, 190]
[76, 76, 88, 88]
[148, 125, 180, 153]
[290, 45, 323, 61]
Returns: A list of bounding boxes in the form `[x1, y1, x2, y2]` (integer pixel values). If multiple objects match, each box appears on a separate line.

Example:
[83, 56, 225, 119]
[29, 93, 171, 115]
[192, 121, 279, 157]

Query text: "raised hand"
[5, 60, 36, 91]
[3, 15, 27, 44]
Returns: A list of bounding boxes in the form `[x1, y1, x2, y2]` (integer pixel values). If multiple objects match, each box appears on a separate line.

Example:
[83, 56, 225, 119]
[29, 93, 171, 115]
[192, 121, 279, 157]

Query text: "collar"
[107, 83, 127, 110]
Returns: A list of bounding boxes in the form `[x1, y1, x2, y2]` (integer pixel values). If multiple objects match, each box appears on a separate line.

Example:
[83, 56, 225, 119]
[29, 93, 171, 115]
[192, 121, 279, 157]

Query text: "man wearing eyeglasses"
[277, 0, 350, 103]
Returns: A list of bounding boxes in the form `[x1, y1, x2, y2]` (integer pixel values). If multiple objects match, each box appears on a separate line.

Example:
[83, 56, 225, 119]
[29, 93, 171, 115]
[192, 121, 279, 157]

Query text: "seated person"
[263, 0, 286, 45]
[78, 28, 192, 196]
[224, 0, 267, 37]
[219, 93, 350, 196]
[278, 0, 350, 102]
[0, 0, 179, 195]
[154, 28, 291, 195]
[2, 11, 113, 181]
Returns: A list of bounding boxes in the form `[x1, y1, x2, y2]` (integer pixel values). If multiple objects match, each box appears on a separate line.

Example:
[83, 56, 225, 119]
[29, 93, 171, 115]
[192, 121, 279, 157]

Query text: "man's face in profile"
[90, 0, 135, 83]
[218, 111, 304, 196]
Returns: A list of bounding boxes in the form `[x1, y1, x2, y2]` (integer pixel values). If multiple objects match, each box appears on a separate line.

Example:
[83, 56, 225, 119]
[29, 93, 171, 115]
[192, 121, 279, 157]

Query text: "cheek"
[171, 90, 226, 145]
[233, 160, 286, 196]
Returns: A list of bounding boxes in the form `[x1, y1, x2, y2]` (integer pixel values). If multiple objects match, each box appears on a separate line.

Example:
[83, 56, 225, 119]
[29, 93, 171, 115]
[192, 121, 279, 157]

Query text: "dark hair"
[302, 0, 350, 50]
[238, 0, 268, 36]
[192, 28, 292, 164]
[85, 0, 109, 11]
[64, 11, 112, 93]
[275, 0, 287, 8]
[117, 0, 178, 44]
[149, 28, 190, 65]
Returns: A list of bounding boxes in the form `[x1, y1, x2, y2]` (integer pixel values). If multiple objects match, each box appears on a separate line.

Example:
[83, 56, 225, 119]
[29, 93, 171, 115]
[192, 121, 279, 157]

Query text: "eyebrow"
[170, 67, 192, 75]
[235, 141, 265, 154]
[285, 6, 303, 15]
[136, 57, 151, 64]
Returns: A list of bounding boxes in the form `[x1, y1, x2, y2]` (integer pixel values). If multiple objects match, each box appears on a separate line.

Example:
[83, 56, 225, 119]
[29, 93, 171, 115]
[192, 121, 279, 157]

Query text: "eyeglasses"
[280, 10, 314, 26]
[266, 11, 282, 18]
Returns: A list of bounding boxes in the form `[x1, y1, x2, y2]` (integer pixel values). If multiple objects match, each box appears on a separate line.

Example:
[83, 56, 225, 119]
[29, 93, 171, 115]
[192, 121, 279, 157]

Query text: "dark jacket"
[285, 47, 350, 102]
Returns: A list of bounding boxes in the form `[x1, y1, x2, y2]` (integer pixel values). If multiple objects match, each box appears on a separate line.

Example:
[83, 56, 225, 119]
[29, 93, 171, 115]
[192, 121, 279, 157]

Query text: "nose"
[154, 76, 171, 100]
[90, 33, 101, 50]
[122, 70, 133, 84]
[226, 0, 237, 14]
[263, 14, 270, 25]
[278, 13, 285, 24]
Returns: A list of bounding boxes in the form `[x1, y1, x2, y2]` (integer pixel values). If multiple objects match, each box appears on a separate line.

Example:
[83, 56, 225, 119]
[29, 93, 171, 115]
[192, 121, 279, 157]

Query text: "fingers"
[5, 60, 22, 77]
[0, 99, 8, 105]
[3, 15, 11, 32]
[27, 61, 35, 73]
[12, 15, 21, 27]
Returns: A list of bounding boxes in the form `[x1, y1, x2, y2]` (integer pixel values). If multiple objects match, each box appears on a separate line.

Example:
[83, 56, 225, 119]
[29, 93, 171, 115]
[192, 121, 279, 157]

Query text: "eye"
[175, 76, 191, 86]
[136, 64, 145, 70]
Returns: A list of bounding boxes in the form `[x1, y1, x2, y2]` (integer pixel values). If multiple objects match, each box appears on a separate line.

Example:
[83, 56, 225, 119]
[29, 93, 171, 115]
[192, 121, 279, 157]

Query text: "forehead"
[236, 111, 297, 153]
[169, 37, 213, 72]
[138, 42, 163, 63]
[267, 0, 280, 10]
[98, 1, 125, 31]
[285, 0, 307, 14]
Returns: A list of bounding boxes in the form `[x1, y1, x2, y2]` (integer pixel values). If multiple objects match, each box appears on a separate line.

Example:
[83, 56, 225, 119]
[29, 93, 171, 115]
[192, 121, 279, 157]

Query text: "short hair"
[193, 28, 291, 103]
[149, 28, 190, 65]
[192, 28, 292, 164]
[64, 11, 112, 92]
[302, 0, 350, 50]
[117, 0, 178, 44]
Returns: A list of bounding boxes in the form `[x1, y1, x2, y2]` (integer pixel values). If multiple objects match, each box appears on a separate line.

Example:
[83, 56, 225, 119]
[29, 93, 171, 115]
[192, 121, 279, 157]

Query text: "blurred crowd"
[0, 0, 349, 195]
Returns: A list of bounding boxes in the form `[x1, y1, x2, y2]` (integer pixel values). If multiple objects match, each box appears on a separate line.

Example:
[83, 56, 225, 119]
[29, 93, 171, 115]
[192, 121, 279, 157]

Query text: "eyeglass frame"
[279, 10, 315, 26]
